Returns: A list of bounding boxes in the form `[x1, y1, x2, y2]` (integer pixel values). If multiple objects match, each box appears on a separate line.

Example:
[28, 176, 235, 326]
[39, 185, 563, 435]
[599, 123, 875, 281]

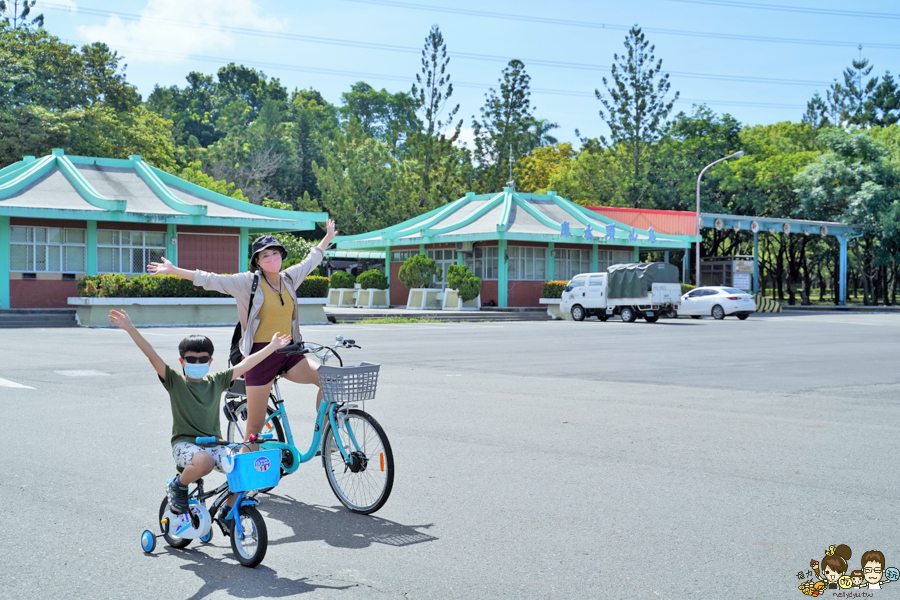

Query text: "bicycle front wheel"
[230, 505, 268, 568]
[322, 409, 394, 514]
[225, 399, 285, 445]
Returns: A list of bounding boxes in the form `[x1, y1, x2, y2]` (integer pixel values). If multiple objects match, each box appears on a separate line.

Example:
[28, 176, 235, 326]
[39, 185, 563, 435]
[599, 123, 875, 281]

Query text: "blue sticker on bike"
[254, 456, 271, 472]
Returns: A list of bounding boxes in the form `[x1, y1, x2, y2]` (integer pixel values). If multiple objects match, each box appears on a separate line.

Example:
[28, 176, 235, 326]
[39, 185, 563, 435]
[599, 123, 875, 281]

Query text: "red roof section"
[587, 206, 697, 236]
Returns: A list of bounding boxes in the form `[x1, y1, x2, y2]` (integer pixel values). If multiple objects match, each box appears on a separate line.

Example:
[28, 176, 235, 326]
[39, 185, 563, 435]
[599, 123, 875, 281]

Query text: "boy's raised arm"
[231, 332, 292, 379]
[109, 309, 167, 379]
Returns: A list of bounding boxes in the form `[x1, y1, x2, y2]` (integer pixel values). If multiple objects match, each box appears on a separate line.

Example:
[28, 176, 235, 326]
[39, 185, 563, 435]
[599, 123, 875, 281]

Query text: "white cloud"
[76, 0, 283, 63]
[454, 124, 476, 150]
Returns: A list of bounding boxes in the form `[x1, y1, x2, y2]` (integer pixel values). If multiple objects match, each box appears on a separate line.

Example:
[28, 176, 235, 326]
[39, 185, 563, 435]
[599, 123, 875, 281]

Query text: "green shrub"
[398, 254, 438, 289]
[541, 280, 568, 298]
[356, 269, 388, 290]
[78, 274, 227, 298]
[680, 283, 695, 295]
[297, 275, 329, 298]
[447, 265, 482, 302]
[329, 271, 355, 288]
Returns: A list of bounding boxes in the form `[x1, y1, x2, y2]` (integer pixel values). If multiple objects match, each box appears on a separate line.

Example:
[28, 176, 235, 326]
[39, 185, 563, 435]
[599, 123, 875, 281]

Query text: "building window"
[599, 250, 632, 271]
[466, 246, 498, 280]
[507, 246, 546, 281]
[427, 248, 457, 288]
[10, 226, 86, 272]
[391, 250, 417, 262]
[97, 230, 166, 274]
[554, 248, 591, 281]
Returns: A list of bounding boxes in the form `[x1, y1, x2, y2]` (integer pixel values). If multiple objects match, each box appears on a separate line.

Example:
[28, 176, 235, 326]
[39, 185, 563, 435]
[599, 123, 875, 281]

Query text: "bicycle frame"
[230, 378, 362, 471]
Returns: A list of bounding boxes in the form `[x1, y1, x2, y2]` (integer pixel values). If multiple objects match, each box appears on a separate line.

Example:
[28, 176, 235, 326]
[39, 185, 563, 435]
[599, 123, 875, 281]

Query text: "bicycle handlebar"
[275, 339, 361, 356]
[195, 433, 273, 445]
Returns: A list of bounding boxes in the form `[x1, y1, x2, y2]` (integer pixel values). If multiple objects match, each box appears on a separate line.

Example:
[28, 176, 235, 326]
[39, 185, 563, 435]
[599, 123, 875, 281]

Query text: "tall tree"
[841, 54, 878, 125]
[526, 118, 559, 150]
[0, 0, 42, 29]
[472, 59, 534, 192]
[595, 25, 679, 207]
[871, 72, 900, 126]
[339, 82, 417, 151]
[409, 24, 461, 191]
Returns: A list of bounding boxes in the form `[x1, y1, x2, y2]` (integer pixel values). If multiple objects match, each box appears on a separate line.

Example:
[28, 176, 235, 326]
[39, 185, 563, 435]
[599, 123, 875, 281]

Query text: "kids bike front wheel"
[230, 505, 268, 568]
[322, 408, 394, 515]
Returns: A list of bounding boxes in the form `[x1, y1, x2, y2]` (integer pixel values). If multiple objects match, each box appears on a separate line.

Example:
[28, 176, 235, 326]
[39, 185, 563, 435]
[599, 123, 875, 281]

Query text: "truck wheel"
[711, 305, 726, 320]
[645, 315, 659, 323]
[598, 313, 609, 322]
[620, 307, 637, 323]
[666, 309, 678, 319]
[571, 305, 586, 322]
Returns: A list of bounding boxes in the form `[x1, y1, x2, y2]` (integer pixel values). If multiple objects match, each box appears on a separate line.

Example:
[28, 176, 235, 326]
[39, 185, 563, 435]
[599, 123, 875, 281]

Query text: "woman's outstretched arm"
[147, 256, 195, 279]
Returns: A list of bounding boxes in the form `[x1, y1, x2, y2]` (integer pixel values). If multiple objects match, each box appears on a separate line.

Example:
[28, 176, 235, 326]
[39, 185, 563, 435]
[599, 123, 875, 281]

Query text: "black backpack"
[229, 273, 259, 367]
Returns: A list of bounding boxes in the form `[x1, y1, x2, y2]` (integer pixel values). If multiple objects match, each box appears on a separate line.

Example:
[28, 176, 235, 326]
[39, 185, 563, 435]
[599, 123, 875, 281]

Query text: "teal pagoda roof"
[0, 149, 327, 233]
[334, 188, 693, 249]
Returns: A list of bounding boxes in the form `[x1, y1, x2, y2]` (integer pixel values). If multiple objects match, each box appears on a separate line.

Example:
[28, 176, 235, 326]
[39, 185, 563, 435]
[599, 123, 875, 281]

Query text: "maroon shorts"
[243, 342, 306, 387]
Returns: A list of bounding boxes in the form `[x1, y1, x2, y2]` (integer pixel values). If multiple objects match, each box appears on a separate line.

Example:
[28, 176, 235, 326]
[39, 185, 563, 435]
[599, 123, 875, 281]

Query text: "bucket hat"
[250, 235, 287, 268]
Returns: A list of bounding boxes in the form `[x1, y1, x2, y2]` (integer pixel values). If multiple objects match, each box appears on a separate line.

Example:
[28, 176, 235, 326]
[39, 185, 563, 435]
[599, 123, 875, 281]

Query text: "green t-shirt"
[160, 364, 234, 446]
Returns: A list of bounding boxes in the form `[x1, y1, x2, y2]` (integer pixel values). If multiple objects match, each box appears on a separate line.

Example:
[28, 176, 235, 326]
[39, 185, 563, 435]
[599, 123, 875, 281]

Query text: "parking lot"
[2, 313, 899, 599]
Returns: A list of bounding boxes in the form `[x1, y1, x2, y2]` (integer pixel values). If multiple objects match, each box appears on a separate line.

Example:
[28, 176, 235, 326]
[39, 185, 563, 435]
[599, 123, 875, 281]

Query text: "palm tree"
[527, 118, 559, 150]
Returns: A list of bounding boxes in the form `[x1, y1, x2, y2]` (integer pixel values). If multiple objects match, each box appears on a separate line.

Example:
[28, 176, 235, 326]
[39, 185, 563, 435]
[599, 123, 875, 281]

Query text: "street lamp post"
[695, 151, 745, 286]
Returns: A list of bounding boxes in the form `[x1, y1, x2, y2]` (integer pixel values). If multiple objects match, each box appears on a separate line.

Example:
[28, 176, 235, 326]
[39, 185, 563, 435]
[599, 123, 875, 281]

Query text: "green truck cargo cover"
[607, 263, 680, 298]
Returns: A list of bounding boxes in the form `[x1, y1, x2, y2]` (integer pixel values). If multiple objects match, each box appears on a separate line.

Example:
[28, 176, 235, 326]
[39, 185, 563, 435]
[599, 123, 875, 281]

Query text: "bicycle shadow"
[260, 493, 438, 549]
[173, 549, 352, 600]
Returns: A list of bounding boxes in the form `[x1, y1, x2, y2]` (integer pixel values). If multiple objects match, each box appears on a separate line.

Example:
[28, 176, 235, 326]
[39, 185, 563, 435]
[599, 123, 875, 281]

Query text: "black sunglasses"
[182, 356, 211, 364]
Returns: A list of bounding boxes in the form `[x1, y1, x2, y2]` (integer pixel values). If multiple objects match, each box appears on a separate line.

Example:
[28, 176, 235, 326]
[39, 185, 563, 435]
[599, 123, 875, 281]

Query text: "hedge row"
[541, 281, 569, 298]
[77, 274, 330, 298]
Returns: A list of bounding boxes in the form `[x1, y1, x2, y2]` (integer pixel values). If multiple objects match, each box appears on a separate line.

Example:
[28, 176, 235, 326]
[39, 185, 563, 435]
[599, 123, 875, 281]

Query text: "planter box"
[442, 289, 481, 311]
[327, 288, 357, 307]
[539, 297, 568, 320]
[356, 288, 389, 308]
[406, 288, 443, 310]
[67, 297, 329, 327]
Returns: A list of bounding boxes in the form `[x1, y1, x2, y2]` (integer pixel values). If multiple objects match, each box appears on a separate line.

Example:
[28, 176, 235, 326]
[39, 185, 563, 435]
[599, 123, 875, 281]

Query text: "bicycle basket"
[223, 449, 281, 492]
[317, 362, 380, 404]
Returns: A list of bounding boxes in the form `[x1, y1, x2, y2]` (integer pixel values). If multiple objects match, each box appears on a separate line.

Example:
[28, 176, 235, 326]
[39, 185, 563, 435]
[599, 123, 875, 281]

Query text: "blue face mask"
[183, 363, 210, 380]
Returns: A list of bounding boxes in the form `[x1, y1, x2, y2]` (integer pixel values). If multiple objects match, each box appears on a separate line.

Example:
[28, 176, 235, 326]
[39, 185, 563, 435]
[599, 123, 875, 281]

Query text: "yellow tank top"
[253, 277, 294, 343]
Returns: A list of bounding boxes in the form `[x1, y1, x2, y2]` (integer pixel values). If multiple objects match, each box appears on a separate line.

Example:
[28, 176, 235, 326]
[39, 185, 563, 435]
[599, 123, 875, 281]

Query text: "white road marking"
[54, 370, 111, 377]
[0, 377, 35, 389]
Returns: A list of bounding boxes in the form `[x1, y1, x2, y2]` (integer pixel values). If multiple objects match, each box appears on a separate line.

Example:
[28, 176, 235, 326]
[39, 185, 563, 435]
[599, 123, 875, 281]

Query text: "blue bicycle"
[140, 435, 279, 568]
[223, 336, 394, 515]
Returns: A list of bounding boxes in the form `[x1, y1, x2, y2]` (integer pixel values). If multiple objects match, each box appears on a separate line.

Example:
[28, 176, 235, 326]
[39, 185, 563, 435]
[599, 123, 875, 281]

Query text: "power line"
[662, 0, 900, 20]
[41, 2, 834, 88]
[339, 0, 900, 50]
[61, 39, 804, 111]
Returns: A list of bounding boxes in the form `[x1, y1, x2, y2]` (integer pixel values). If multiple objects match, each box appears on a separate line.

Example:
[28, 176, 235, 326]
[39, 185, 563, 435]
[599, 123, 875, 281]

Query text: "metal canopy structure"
[334, 187, 694, 306]
[698, 213, 860, 305]
[0, 149, 328, 308]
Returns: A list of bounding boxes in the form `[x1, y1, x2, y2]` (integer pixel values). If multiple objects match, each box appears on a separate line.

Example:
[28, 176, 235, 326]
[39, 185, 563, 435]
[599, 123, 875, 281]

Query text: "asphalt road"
[2, 313, 899, 599]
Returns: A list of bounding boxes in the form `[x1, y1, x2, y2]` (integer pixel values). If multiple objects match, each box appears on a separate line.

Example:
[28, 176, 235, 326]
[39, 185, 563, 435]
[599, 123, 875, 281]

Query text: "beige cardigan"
[192, 247, 324, 358]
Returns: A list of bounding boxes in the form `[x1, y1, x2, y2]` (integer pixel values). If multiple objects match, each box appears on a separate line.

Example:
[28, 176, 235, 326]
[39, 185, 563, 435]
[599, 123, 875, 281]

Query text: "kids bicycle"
[223, 335, 394, 515]
[140, 435, 279, 568]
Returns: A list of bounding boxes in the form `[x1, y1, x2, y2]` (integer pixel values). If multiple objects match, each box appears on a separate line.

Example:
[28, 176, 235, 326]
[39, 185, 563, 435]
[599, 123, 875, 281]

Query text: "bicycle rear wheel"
[322, 408, 394, 515]
[158, 497, 191, 549]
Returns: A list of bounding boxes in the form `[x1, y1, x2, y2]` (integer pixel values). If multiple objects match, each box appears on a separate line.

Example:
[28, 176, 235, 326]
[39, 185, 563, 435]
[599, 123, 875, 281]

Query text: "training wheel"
[141, 530, 157, 553]
[200, 528, 213, 543]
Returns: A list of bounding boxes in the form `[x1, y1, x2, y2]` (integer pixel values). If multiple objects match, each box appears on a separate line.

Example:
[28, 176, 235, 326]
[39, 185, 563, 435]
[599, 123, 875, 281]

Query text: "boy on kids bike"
[109, 309, 290, 516]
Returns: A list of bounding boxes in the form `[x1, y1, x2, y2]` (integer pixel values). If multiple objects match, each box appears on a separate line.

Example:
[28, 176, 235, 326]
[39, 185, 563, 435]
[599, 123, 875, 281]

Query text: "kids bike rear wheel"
[158, 497, 191, 549]
[230, 506, 268, 568]
[322, 409, 394, 515]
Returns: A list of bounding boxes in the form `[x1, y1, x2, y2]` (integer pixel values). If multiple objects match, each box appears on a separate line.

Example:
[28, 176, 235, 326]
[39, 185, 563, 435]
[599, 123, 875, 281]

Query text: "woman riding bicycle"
[147, 220, 337, 443]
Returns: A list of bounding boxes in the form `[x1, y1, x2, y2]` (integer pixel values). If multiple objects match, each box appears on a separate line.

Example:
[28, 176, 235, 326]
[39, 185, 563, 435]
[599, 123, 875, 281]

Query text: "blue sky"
[43, 0, 900, 147]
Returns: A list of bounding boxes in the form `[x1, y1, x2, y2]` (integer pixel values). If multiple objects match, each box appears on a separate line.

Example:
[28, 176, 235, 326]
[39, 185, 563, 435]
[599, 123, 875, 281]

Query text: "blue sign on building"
[583, 224, 594, 241]
[560, 220, 571, 237]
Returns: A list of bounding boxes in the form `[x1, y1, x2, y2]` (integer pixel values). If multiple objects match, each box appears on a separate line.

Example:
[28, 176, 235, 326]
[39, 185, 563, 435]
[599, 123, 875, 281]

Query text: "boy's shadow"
[174, 550, 352, 600]
[260, 493, 438, 549]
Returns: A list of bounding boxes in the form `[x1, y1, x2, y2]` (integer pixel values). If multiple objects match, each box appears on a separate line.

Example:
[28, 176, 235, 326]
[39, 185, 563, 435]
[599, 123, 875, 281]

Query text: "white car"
[679, 287, 756, 320]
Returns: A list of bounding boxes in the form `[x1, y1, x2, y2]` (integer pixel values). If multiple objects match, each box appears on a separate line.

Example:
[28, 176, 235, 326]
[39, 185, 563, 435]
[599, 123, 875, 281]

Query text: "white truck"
[559, 262, 682, 323]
